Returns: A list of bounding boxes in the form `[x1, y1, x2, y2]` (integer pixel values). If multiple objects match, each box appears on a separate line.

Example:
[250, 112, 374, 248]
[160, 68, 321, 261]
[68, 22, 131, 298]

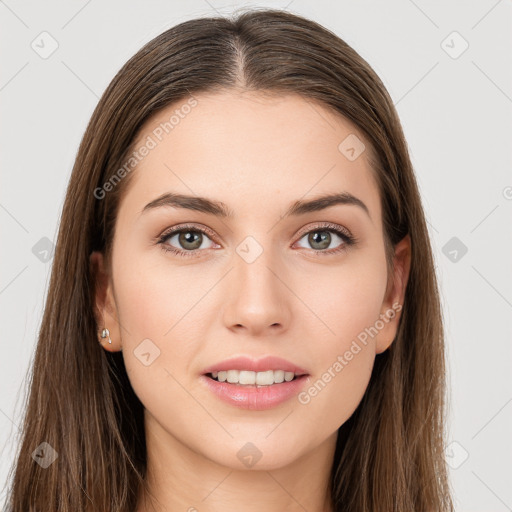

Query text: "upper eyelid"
[160, 223, 217, 239]
[294, 221, 352, 239]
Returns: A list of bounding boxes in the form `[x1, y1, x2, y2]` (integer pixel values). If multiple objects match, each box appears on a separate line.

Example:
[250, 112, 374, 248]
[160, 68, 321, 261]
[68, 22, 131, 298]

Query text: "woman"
[4, 8, 454, 512]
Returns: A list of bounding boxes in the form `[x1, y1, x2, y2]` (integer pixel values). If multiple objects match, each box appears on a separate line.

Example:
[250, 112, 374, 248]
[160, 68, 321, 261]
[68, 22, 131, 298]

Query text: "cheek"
[298, 246, 388, 345]
[293, 253, 387, 427]
[296, 343, 375, 437]
[114, 246, 215, 341]
[112, 249, 213, 402]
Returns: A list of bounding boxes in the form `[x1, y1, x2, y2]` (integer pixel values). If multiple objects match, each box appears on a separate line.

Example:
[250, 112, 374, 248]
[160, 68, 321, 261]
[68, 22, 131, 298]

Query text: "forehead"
[119, 90, 381, 223]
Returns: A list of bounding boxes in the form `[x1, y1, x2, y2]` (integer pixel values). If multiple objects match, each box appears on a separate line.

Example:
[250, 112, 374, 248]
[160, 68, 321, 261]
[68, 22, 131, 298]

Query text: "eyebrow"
[140, 191, 371, 220]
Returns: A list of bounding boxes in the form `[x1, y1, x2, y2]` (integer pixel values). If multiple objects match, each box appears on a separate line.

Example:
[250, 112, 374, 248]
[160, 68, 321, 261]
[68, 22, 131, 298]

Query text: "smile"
[208, 369, 299, 386]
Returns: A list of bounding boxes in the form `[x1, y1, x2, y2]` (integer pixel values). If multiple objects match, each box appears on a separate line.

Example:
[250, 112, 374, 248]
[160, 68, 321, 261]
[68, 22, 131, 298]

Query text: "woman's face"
[91, 90, 409, 471]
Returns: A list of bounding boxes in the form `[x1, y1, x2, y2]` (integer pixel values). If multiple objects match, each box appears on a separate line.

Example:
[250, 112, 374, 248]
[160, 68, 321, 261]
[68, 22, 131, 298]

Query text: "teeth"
[210, 370, 298, 385]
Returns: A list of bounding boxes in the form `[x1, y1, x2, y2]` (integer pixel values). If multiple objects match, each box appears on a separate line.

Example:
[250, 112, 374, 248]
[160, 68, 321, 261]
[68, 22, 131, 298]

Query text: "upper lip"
[202, 356, 309, 376]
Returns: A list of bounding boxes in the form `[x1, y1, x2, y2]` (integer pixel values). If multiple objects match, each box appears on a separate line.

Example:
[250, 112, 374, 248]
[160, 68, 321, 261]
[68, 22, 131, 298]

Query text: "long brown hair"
[3, 8, 453, 511]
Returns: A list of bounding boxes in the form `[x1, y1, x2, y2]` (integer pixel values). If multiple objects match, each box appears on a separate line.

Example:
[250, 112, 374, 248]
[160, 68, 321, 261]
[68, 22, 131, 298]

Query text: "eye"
[293, 222, 356, 255]
[157, 224, 218, 258]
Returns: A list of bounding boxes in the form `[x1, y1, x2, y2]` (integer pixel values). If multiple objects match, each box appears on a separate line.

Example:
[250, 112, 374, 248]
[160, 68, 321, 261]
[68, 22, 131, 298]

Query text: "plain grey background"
[1, 1, 511, 510]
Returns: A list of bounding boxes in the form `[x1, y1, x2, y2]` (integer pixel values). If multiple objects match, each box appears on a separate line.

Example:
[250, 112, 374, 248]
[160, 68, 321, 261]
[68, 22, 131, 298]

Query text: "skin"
[90, 90, 411, 512]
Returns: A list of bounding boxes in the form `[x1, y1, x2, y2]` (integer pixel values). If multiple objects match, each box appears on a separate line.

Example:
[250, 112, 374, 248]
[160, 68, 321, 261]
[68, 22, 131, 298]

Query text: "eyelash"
[156, 222, 357, 259]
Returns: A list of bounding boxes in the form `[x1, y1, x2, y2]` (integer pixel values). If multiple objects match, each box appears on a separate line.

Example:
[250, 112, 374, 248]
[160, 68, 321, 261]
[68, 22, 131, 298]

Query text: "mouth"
[200, 370, 311, 410]
[200, 356, 310, 409]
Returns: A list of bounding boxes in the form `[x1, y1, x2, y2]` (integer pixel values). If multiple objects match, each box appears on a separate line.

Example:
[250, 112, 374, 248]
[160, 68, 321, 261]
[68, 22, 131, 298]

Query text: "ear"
[375, 234, 411, 354]
[89, 251, 122, 352]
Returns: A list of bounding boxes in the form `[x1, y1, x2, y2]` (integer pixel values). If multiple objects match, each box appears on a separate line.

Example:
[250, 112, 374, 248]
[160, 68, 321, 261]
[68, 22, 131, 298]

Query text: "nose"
[222, 244, 292, 337]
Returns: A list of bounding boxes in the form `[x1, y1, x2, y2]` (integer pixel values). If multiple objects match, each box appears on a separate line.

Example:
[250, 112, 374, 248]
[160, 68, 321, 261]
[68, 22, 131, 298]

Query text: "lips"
[200, 356, 311, 410]
[199, 373, 311, 410]
[201, 355, 309, 376]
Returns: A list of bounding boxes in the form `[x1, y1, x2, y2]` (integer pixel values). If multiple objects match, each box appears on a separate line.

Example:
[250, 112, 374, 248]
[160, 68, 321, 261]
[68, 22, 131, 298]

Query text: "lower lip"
[200, 374, 310, 410]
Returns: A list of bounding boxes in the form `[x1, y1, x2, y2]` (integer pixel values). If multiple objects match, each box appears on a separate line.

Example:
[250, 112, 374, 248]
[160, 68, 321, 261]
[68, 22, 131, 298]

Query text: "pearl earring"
[99, 327, 112, 344]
